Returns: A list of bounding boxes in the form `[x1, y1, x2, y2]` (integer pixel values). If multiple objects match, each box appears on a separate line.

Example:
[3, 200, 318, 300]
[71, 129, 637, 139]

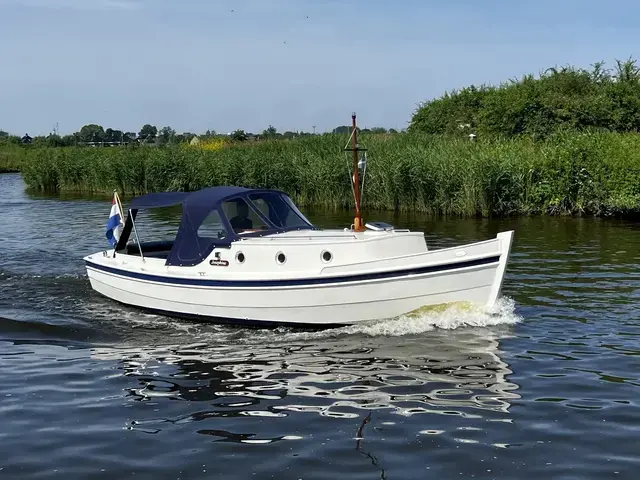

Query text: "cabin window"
[248, 192, 311, 229]
[222, 198, 268, 234]
[197, 210, 227, 240]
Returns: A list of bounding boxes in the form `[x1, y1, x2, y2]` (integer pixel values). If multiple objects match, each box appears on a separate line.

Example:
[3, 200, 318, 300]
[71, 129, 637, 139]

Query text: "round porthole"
[236, 251, 245, 264]
[276, 252, 286, 265]
[321, 250, 333, 263]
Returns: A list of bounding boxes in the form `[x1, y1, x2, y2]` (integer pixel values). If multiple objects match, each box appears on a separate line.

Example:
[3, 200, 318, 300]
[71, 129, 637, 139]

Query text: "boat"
[84, 114, 514, 328]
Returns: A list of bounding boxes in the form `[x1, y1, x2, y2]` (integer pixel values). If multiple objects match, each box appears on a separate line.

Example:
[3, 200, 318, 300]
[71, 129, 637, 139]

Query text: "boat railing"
[254, 234, 359, 241]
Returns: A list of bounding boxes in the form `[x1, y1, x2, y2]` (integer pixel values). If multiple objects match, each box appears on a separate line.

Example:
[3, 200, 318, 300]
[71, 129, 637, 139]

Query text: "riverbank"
[5, 131, 640, 217]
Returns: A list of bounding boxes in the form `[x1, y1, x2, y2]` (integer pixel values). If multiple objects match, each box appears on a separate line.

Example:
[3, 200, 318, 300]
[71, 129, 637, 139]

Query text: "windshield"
[221, 197, 270, 234]
[247, 192, 313, 229]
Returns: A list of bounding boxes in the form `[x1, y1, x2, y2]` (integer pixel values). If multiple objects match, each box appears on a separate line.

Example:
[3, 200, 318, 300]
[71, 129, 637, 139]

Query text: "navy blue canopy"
[129, 186, 252, 210]
[115, 186, 315, 267]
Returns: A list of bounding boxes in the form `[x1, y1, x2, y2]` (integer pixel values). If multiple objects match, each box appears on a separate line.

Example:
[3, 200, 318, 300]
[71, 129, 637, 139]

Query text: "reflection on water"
[89, 299, 521, 445]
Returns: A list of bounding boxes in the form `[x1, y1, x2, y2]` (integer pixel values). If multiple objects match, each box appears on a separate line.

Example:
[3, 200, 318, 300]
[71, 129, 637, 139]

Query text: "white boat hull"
[84, 231, 514, 328]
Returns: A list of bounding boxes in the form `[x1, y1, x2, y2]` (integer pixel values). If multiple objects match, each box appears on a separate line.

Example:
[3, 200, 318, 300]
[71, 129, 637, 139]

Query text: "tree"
[104, 128, 124, 144]
[78, 124, 105, 143]
[614, 57, 640, 83]
[158, 126, 176, 145]
[60, 135, 77, 146]
[138, 124, 157, 142]
[123, 132, 137, 143]
[332, 125, 353, 134]
[408, 57, 640, 138]
[44, 134, 63, 147]
[370, 127, 387, 134]
[231, 129, 247, 142]
[0, 130, 8, 137]
[262, 125, 278, 138]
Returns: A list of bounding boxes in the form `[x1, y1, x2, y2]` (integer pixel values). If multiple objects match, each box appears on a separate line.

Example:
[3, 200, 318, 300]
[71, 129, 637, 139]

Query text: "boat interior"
[121, 240, 175, 259]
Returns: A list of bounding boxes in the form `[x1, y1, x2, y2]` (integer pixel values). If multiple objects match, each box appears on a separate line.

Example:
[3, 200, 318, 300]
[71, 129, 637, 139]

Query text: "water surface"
[1, 173, 640, 479]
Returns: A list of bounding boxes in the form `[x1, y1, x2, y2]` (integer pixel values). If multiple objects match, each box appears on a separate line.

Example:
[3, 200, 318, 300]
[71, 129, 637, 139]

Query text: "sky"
[0, 0, 639, 136]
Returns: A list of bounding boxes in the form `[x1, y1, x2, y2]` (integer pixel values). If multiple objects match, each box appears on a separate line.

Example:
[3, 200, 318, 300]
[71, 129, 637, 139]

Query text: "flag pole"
[114, 190, 125, 222]
[113, 190, 144, 262]
[112, 190, 125, 257]
[129, 208, 145, 263]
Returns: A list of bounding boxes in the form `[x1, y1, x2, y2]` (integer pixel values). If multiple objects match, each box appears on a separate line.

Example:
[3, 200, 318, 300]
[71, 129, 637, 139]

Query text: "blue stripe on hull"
[85, 254, 501, 288]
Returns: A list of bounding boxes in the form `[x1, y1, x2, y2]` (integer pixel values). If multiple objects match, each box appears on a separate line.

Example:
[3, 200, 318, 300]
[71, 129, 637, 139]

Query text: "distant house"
[21, 134, 32, 144]
[189, 136, 200, 146]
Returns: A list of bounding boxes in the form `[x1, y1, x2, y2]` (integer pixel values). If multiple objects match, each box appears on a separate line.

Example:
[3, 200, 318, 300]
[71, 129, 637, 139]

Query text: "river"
[1, 172, 639, 479]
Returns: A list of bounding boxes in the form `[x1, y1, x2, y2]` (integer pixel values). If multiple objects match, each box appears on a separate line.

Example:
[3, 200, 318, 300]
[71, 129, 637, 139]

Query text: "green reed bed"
[13, 132, 640, 217]
[0, 145, 27, 173]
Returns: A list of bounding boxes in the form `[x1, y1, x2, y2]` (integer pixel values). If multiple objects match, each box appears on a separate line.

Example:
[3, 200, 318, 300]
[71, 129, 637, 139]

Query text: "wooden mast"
[348, 112, 365, 231]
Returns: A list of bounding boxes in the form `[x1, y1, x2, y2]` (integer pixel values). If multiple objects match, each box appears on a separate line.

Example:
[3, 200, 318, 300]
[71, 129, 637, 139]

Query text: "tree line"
[0, 122, 399, 148]
[409, 57, 640, 139]
[0, 124, 204, 147]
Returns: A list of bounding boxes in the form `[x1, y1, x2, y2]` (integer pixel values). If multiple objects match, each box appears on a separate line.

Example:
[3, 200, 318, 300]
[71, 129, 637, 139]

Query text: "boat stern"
[83, 250, 115, 263]
[83, 250, 117, 286]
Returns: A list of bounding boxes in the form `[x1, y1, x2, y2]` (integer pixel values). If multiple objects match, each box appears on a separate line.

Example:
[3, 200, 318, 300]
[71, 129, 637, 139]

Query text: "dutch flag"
[106, 192, 124, 248]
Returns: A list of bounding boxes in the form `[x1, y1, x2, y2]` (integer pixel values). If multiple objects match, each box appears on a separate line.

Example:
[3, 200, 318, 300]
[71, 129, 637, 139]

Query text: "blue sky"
[0, 0, 638, 135]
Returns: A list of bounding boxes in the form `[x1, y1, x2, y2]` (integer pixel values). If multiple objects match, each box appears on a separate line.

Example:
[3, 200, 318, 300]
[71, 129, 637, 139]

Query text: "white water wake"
[340, 296, 521, 337]
[80, 296, 522, 348]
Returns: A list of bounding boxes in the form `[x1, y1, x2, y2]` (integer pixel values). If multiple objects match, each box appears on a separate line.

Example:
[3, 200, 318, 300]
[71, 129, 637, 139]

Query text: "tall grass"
[0, 145, 27, 173]
[11, 132, 640, 217]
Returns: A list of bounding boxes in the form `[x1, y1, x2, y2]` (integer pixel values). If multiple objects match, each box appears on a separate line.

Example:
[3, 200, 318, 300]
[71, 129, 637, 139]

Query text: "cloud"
[0, 0, 141, 10]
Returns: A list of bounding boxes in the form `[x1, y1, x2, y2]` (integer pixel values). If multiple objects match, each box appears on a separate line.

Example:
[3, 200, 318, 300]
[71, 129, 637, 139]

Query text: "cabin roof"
[129, 186, 255, 210]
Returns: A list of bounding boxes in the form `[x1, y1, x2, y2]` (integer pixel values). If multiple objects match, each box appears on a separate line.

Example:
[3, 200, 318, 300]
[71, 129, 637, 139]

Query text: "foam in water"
[80, 296, 521, 347]
[243, 296, 522, 344]
[340, 296, 521, 337]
